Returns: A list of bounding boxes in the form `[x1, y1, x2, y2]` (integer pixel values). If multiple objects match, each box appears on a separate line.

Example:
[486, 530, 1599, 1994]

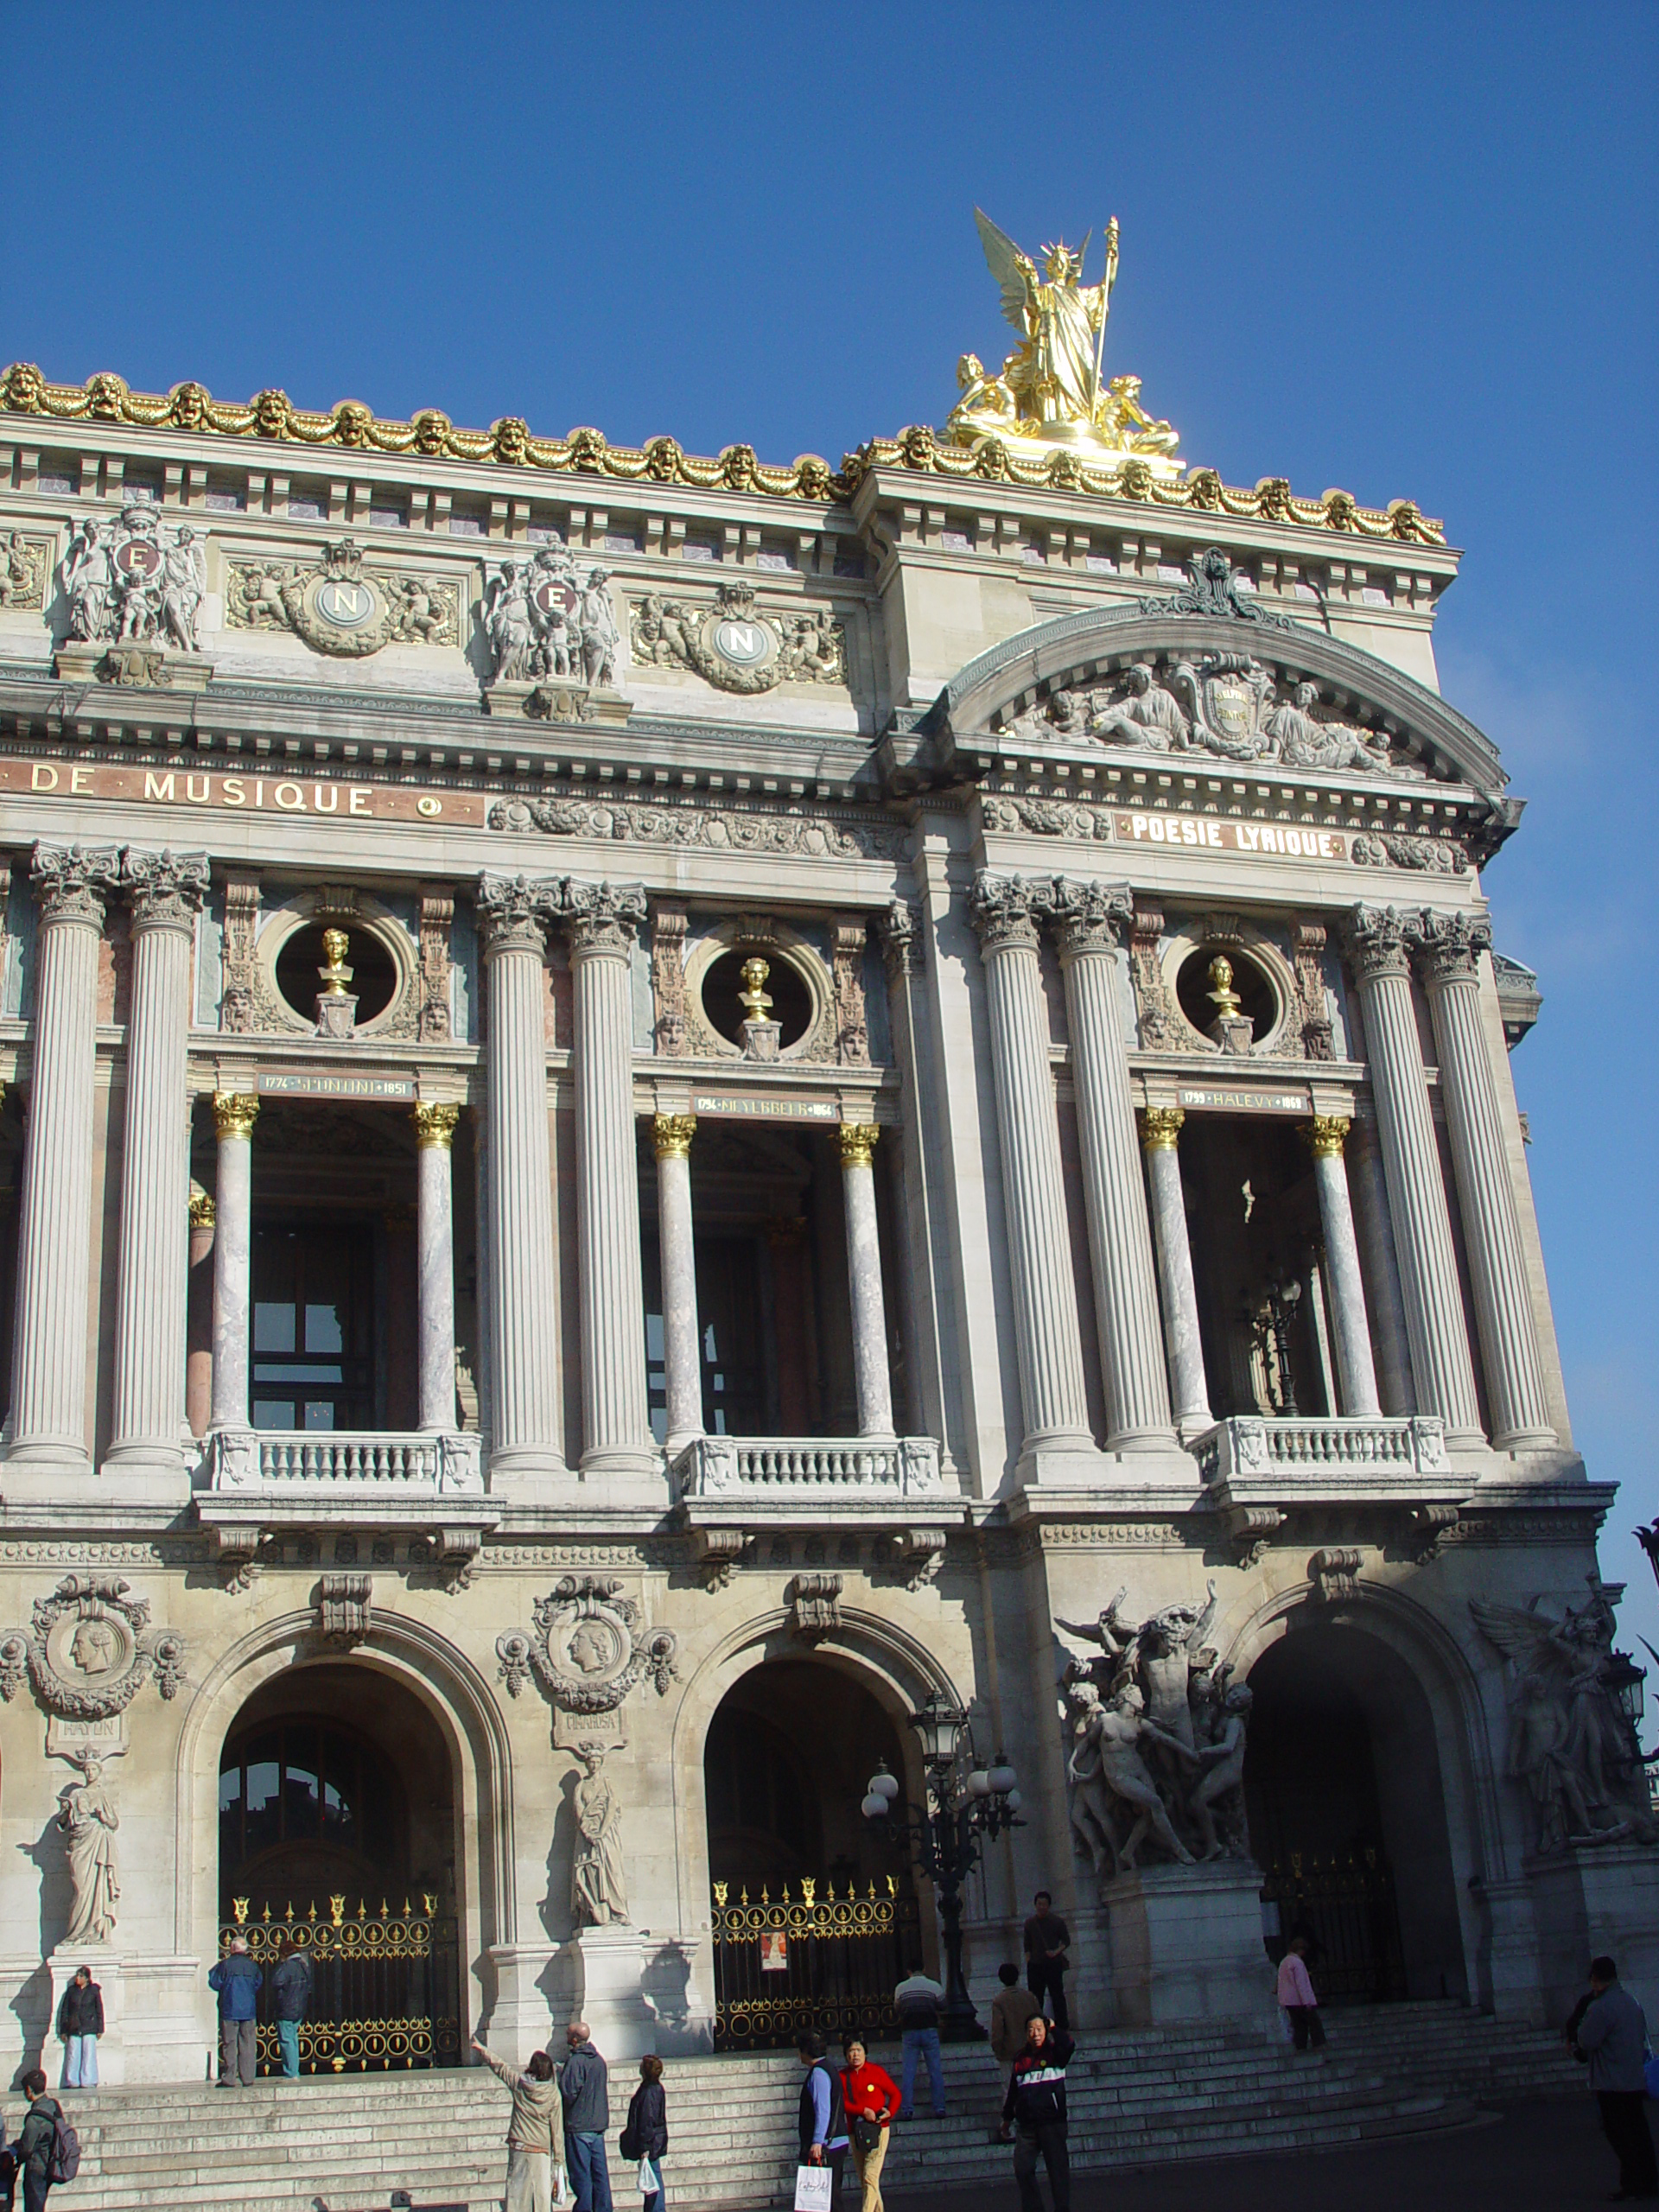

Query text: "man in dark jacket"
[798, 2031, 849, 2198]
[54, 1967, 104, 2090]
[269, 1937, 314, 2081]
[1573, 1955, 1658, 2202]
[16, 2069, 61, 2212]
[1001, 2014, 1074, 2212]
[207, 1935, 263, 2088]
[560, 2021, 611, 2212]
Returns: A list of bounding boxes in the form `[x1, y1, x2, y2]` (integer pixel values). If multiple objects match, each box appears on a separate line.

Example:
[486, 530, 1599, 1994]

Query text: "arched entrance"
[704, 1657, 920, 2049]
[216, 1662, 463, 2072]
[1244, 1621, 1467, 2003]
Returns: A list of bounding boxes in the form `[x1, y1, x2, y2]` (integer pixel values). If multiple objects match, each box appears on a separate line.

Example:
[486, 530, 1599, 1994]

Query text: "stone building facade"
[0, 350, 1648, 2085]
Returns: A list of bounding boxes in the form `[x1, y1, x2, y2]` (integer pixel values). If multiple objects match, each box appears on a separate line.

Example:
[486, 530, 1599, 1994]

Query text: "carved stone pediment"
[0, 1575, 185, 1717]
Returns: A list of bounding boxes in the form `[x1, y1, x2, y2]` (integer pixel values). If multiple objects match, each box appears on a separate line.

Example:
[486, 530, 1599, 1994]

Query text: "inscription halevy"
[1174, 1085, 1312, 1116]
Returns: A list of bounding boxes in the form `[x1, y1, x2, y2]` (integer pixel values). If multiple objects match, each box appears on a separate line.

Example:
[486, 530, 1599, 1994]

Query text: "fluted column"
[412, 1103, 460, 1433]
[210, 1092, 257, 1431]
[1137, 1109, 1214, 1435]
[653, 1114, 702, 1453]
[565, 881, 654, 1478]
[969, 875, 1095, 1471]
[1049, 880, 1175, 1452]
[1344, 906, 1482, 1441]
[1413, 912, 1555, 1447]
[10, 843, 120, 1470]
[1302, 1117, 1382, 1418]
[837, 1123, 896, 1439]
[477, 873, 565, 1476]
[1346, 1116, 1416, 1415]
[108, 849, 209, 1478]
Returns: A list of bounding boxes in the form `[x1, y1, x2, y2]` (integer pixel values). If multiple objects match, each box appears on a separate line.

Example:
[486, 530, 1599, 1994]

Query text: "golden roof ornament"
[947, 209, 1181, 476]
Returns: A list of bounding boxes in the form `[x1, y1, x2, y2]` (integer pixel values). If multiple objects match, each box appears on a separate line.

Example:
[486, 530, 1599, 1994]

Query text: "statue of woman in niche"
[59, 1755, 120, 1944]
[570, 1745, 628, 1928]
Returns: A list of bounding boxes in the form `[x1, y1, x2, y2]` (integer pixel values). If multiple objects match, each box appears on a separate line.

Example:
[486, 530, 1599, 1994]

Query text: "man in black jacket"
[269, 1937, 314, 2081]
[798, 2031, 849, 2198]
[16, 2070, 61, 2212]
[54, 1968, 103, 2090]
[560, 2021, 612, 2212]
[1001, 2014, 1074, 2212]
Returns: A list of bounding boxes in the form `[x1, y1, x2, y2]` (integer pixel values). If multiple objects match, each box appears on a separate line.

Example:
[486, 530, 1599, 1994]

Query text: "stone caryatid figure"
[61, 517, 115, 640]
[575, 568, 620, 689]
[58, 1754, 120, 1945]
[570, 1745, 629, 1929]
[485, 560, 538, 683]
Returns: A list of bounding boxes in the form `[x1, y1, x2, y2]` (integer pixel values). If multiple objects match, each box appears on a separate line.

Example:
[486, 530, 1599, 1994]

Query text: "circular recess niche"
[1175, 944, 1279, 1041]
[276, 923, 398, 1027]
[700, 950, 814, 1051]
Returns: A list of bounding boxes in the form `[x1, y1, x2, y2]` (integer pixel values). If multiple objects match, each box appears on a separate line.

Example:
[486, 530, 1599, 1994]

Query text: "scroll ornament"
[0, 1575, 185, 1717]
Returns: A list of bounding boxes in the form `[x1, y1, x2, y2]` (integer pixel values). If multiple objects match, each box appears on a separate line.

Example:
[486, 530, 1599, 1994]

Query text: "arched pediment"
[917, 550, 1509, 807]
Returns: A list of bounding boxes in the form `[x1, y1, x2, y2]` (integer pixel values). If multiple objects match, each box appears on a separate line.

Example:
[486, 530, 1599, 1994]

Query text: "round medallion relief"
[711, 616, 772, 667]
[48, 1610, 137, 1687]
[315, 577, 378, 629]
[563, 1619, 626, 1679]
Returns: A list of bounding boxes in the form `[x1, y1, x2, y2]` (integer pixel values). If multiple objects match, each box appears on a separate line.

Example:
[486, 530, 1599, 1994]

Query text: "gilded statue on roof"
[947, 209, 1181, 474]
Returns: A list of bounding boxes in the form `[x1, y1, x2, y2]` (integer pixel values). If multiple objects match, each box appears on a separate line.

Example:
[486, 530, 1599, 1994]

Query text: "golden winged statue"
[946, 209, 1181, 471]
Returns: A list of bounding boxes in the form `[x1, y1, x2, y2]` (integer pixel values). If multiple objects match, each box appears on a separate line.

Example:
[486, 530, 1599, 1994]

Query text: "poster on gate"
[760, 1932, 788, 1973]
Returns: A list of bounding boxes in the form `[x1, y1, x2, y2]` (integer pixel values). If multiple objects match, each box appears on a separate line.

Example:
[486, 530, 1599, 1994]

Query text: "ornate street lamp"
[860, 1690, 1021, 2041]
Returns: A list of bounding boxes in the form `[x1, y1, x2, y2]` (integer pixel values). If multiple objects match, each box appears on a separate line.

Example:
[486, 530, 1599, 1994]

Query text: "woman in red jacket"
[840, 2035, 900, 2212]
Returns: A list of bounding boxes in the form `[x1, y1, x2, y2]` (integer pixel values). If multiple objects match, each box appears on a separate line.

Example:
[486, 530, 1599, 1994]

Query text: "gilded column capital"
[877, 898, 924, 980]
[1303, 1114, 1351, 1160]
[1139, 1106, 1185, 1152]
[968, 872, 1044, 957]
[476, 871, 562, 958]
[212, 1091, 260, 1141]
[29, 842, 120, 928]
[563, 879, 648, 959]
[123, 848, 210, 933]
[412, 1101, 461, 1150]
[652, 1113, 696, 1160]
[836, 1122, 880, 1170]
[1409, 908, 1493, 987]
[1344, 903, 1413, 986]
[1049, 877, 1135, 959]
[188, 1190, 216, 1228]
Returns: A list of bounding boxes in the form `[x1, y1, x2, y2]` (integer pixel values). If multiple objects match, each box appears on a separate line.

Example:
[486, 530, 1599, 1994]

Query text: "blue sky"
[3, 3, 1655, 1645]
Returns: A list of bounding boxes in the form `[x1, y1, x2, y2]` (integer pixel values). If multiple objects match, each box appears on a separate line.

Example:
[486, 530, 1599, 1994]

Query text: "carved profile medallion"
[0, 1574, 186, 1719]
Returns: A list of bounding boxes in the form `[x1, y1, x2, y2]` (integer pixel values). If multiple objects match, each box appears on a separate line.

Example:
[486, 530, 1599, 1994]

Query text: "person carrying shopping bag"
[620, 2053, 667, 2212]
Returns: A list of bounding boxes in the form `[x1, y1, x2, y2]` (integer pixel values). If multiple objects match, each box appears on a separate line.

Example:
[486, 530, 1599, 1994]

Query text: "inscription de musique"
[3, 759, 487, 826]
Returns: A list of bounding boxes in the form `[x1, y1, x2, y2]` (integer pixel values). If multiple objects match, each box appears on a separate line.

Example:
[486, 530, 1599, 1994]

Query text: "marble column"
[10, 844, 120, 1471]
[412, 1103, 461, 1433]
[968, 875, 1096, 1471]
[652, 1114, 702, 1454]
[1050, 880, 1176, 1452]
[837, 1124, 896, 1439]
[1137, 1110, 1214, 1436]
[186, 1191, 215, 1439]
[565, 881, 654, 1478]
[1344, 906, 1482, 1442]
[477, 874, 565, 1476]
[1302, 1117, 1382, 1419]
[1346, 1116, 1416, 1416]
[209, 1092, 258, 1432]
[1413, 912, 1555, 1447]
[109, 849, 210, 1478]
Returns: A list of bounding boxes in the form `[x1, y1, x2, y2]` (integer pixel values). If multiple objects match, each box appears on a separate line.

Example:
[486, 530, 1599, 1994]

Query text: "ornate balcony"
[1193, 1415, 1466, 1540]
[671, 1433, 944, 1502]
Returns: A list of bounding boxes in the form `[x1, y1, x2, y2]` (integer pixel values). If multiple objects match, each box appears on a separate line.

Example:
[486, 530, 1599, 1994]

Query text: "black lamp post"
[860, 1690, 1021, 2042]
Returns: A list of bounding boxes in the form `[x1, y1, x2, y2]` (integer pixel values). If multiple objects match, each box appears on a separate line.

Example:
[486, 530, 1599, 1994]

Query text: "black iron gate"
[1260, 1847, 1407, 2002]
[711, 1876, 921, 2050]
[219, 1894, 462, 2072]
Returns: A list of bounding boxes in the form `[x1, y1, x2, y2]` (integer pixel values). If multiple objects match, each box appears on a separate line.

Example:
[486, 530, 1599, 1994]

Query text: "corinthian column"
[968, 874, 1096, 1475]
[837, 1123, 896, 1439]
[9, 843, 120, 1471]
[108, 849, 210, 1479]
[210, 1092, 258, 1432]
[564, 880, 654, 1478]
[1138, 1109, 1214, 1435]
[652, 1113, 702, 1453]
[1301, 1116, 1382, 1418]
[1048, 880, 1175, 1452]
[1344, 906, 1482, 1441]
[478, 873, 565, 1477]
[1412, 912, 1555, 1447]
[412, 1103, 460, 1433]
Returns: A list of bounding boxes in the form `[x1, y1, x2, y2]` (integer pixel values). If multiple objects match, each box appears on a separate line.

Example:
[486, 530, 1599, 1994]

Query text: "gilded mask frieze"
[630, 581, 847, 696]
[226, 537, 461, 658]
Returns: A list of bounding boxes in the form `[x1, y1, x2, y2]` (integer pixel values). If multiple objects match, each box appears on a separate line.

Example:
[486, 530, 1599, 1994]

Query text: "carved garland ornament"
[0, 1575, 185, 1717]
[487, 794, 904, 861]
[226, 537, 461, 658]
[495, 1577, 678, 1715]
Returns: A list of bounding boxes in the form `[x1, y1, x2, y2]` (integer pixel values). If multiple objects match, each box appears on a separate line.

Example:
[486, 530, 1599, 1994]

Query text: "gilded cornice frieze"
[0, 361, 1445, 544]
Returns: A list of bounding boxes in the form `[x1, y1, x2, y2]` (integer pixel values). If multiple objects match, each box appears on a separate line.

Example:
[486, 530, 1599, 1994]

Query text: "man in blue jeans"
[560, 2019, 612, 2212]
[893, 1955, 947, 2120]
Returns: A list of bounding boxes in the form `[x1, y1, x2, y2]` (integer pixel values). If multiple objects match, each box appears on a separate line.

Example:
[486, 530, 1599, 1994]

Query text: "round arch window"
[276, 923, 398, 1027]
[1176, 944, 1277, 1042]
[701, 949, 814, 1051]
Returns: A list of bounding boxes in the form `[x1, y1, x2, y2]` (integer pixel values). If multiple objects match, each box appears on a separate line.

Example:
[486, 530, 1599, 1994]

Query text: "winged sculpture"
[1470, 1583, 1655, 1853]
[945, 209, 1180, 467]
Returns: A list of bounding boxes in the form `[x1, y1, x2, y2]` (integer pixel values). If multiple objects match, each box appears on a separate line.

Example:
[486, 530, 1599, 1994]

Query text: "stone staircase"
[46, 2000, 1583, 2211]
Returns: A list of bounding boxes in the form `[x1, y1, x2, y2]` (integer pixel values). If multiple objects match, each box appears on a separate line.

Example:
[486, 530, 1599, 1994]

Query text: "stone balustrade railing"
[671, 1434, 944, 1499]
[204, 1428, 486, 1495]
[1193, 1415, 1449, 1485]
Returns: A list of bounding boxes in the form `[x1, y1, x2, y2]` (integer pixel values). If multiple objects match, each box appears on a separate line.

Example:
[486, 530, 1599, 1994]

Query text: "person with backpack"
[1001, 2014, 1074, 2212]
[892, 1956, 947, 2120]
[269, 1936, 314, 2081]
[16, 2069, 75, 2212]
[54, 1967, 104, 2090]
[620, 2052, 667, 2212]
[207, 1934, 264, 2087]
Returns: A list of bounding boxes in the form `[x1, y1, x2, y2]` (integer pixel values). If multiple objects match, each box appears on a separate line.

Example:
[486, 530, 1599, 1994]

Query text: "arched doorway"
[1244, 1621, 1467, 2003]
[704, 1657, 920, 2049]
[216, 1662, 463, 2072]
